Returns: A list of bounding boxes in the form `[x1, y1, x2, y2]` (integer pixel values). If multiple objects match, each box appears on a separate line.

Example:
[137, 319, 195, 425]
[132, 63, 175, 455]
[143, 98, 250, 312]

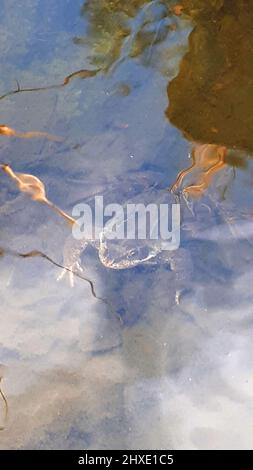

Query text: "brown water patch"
[167, 0, 253, 154]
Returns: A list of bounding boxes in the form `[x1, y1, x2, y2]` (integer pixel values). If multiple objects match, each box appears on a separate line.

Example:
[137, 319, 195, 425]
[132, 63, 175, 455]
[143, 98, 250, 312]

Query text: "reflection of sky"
[1, 0, 253, 450]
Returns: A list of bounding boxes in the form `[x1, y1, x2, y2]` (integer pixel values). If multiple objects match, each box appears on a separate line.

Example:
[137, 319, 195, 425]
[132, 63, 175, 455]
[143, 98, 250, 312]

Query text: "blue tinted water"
[1, 0, 253, 450]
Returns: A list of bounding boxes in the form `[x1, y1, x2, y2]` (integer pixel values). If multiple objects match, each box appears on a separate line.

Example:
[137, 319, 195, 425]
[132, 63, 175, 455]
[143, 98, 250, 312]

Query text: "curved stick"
[0, 69, 100, 102]
[0, 378, 8, 431]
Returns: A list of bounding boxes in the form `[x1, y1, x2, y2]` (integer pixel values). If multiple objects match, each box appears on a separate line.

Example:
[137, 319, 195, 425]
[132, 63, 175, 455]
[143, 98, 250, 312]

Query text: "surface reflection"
[170, 144, 227, 196]
[75, 0, 179, 71]
[1, 0, 253, 451]
[167, 0, 253, 193]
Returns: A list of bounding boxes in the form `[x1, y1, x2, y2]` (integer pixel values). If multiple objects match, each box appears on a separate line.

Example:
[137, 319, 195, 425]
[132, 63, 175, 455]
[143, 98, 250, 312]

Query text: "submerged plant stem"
[0, 378, 8, 431]
[0, 69, 100, 102]
[0, 247, 122, 324]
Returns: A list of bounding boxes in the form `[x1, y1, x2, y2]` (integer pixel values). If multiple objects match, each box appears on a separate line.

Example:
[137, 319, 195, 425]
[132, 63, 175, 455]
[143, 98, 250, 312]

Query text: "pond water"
[1, 0, 253, 450]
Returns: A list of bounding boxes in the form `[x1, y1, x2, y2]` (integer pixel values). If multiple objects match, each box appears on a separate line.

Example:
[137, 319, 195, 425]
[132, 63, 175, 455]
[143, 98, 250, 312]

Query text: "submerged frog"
[59, 170, 175, 284]
[58, 165, 252, 292]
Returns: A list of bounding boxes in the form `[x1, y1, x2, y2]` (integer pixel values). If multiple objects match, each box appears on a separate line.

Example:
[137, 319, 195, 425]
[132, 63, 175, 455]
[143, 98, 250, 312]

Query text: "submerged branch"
[0, 247, 121, 323]
[0, 378, 8, 431]
[0, 69, 100, 102]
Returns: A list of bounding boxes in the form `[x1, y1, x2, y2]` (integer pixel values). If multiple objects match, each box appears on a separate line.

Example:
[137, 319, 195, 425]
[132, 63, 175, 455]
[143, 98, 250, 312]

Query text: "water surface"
[1, 0, 253, 450]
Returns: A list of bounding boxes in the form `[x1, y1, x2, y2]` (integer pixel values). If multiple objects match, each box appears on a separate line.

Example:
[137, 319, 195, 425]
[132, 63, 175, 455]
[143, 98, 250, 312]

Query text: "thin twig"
[0, 378, 8, 431]
[0, 69, 100, 102]
[0, 247, 122, 324]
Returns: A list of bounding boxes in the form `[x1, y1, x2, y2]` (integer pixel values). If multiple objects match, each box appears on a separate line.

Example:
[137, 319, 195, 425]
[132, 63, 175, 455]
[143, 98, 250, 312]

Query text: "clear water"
[1, 0, 253, 450]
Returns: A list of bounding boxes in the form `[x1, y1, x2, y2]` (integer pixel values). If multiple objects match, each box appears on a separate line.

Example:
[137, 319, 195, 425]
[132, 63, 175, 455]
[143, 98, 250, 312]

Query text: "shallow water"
[1, 0, 253, 450]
